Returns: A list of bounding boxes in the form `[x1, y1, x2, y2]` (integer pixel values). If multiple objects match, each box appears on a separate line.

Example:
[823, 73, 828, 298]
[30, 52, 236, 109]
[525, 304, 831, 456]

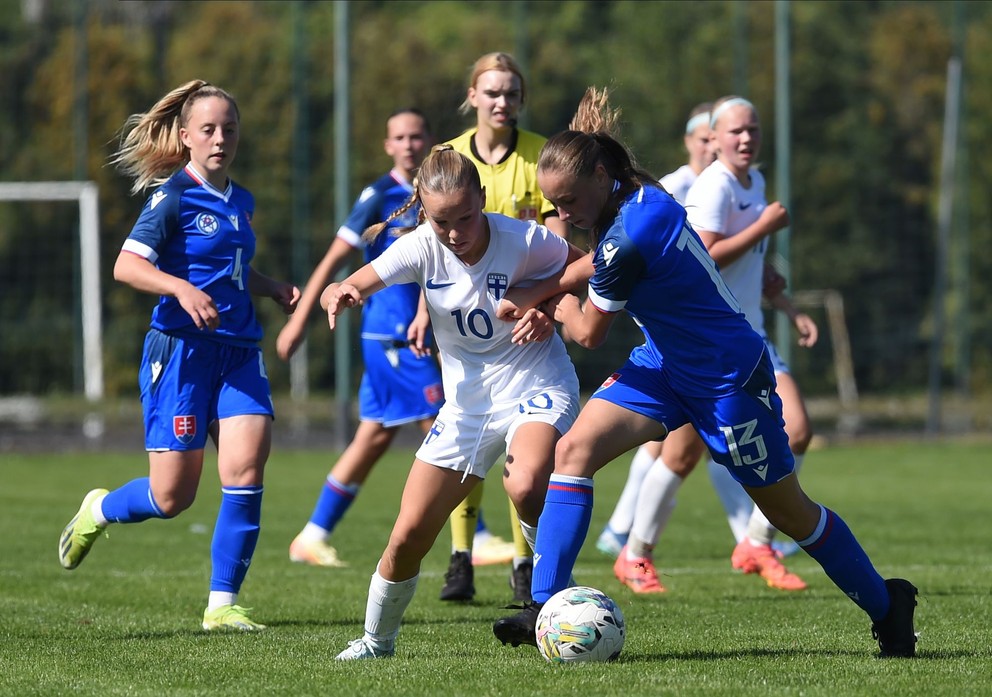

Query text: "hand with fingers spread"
[510, 307, 554, 345]
[321, 282, 363, 331]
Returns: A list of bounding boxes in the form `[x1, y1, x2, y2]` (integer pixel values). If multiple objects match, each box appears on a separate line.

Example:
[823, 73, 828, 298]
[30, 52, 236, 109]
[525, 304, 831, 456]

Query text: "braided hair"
[363, 144, 482, 243]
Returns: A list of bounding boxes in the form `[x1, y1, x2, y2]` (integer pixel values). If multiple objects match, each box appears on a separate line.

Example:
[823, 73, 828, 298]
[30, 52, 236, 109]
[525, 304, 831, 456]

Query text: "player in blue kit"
[58, 80, 300, 631]
[608, 98, 809, 594]
[277, 109, 445, 567]
[492, 87, 919, 658]
[596, 101, 719, 564]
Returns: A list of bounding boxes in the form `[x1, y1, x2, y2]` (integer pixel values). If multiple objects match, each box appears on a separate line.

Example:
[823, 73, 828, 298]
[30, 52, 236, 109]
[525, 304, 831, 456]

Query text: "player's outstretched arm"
[277, 237, 357, 360]
[319, 263, 385, 331]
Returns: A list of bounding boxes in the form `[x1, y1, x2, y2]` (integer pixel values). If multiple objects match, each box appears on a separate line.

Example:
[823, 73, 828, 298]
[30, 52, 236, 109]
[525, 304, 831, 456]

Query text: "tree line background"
[0, 0, 988, 432]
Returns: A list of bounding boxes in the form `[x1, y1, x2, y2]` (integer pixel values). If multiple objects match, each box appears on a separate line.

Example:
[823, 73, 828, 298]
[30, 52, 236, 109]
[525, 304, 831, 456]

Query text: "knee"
[504, 453, 550, 494]
[386, 525, 432, 563]
[788, 422, 813, 454]
[365, 427, 396, 455]
[504, 472, 547, 522]
[554, 436, 594, 477]
[152, 490, 196, 518]
[663, 452, 698, 478]
[785, 407, 814, 454]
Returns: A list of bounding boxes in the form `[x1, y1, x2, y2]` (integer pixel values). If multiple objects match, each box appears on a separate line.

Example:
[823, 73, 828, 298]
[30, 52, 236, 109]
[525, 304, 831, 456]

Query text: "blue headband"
[710, 98, 755, 128]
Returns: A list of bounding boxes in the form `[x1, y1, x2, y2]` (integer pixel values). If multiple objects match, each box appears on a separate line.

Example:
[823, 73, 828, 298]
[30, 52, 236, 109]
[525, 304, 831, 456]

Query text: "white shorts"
[416, 387, 579, 480]
[761, 335, 790, 375]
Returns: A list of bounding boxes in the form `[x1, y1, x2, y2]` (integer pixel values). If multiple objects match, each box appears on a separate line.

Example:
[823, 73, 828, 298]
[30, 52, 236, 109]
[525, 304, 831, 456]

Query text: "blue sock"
[100, 478, 167, 523]
[309, 475, 359, 534]
[476, 510, 487, 534]
[799, 505, 889, 621]
[210, 485, 263, 593]
[532, 475, 594, 603]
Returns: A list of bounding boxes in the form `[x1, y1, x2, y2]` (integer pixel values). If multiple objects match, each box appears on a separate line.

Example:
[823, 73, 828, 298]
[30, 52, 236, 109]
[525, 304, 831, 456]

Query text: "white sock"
[627, 535, 653, 559]
[518, 520, 537, 553]
[364, 565, 419, 646]
[91, 494, 109, 527]
[300, 522, 329, 542]
[208, 591, 237, 611]
[629, 457, 683, 549]
[605, 445, 656, 535]
[707, 459, 753, 543]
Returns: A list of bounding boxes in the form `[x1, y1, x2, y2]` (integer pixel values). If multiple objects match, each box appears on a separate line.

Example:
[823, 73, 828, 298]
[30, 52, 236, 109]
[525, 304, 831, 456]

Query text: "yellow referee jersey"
[447, 128, 556, 224]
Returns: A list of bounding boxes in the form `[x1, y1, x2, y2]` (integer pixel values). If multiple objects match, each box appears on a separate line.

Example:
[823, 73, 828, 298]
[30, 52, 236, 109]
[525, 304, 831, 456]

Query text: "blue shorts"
[357, 338, 443, 427]
[139, 329, 273, 452]
[590, 349, 794, 488]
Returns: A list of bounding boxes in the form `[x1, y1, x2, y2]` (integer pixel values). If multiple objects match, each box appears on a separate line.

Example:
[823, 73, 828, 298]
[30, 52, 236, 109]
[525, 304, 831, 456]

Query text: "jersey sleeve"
[684, 173, 731, 235]
[659, 166, 691, 205]
[336, 186, 382, 248]
[520, 221, 569, 281]
[587, 232, 646, 313]
[369, 229, 424, 287]
[121, 189, 179, 263]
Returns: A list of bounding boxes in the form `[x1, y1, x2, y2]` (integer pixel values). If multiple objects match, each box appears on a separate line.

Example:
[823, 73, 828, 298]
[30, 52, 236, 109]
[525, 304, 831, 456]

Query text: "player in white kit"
[326, 145, 585, 660]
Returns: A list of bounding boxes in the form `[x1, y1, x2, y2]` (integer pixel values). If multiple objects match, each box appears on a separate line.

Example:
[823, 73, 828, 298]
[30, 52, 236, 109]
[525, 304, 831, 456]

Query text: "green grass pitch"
[1, 439, 989, 696]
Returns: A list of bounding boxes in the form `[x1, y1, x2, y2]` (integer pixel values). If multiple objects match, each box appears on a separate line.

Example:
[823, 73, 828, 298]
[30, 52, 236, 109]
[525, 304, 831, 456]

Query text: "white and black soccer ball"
[536, 586, 625, 663]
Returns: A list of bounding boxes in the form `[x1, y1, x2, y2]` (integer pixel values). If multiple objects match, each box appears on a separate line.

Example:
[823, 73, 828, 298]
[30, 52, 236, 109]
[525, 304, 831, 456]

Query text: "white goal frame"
[0, 182, 103, 401]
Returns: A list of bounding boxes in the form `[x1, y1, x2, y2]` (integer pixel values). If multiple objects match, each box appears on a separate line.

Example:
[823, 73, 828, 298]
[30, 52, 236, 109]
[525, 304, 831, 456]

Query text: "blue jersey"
[336, 170, 422, 341]
[122, 164, 262, 345]
[586, 185, 764, 397]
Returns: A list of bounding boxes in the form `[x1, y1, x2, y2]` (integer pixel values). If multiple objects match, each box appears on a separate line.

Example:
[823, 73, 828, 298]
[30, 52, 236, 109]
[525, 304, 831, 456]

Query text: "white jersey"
[371, 213, 579, 415]
[684, 159, 768, 333]
[659, 164, 697, 205]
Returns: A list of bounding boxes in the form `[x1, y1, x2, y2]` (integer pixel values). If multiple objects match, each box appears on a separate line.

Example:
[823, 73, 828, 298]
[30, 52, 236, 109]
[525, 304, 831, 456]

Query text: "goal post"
[790, 289, 860, 435]
[0, 181, 103, 402]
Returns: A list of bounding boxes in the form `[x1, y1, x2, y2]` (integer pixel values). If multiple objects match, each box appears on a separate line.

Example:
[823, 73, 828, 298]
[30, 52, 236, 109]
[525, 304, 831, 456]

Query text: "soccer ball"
[536, 586, 625, 663]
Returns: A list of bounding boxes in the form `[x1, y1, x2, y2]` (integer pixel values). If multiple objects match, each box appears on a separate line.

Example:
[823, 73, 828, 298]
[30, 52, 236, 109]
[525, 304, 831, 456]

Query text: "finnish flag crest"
[487, 273, 508, 300]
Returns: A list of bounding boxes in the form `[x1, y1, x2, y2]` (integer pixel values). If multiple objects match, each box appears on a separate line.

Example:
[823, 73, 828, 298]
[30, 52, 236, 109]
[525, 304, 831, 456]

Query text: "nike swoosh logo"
[426, 279, 454, 289]
[739, 202, 752, 210]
